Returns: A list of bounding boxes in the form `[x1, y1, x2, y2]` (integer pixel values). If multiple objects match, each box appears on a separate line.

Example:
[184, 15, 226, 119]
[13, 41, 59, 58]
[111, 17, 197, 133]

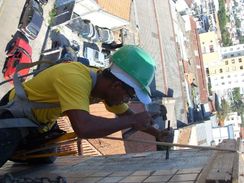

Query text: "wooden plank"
[232, 139, 240, 183]
[196, 153, 218, 183]
[237, 139, 244, 183]
[206, 140, 237, 182]
[197, 139, 238, 183]
[239, 154, 244, 183]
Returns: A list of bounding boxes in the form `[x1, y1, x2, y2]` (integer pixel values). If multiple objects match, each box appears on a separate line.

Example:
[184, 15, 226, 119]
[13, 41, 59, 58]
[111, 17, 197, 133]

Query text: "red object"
[2, 37, 32, 83]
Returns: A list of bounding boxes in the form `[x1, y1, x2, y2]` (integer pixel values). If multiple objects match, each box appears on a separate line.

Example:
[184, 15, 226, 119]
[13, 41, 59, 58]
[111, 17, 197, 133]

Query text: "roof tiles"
[96, 0, 131, 21]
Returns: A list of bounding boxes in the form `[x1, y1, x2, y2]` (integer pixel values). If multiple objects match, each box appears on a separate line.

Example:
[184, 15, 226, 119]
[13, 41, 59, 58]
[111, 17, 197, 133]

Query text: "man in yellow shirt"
[0, 45, 168, 167]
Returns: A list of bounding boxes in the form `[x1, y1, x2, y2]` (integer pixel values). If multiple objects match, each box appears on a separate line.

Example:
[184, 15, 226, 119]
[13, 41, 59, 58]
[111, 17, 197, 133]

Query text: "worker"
[0, 45, 170, 167]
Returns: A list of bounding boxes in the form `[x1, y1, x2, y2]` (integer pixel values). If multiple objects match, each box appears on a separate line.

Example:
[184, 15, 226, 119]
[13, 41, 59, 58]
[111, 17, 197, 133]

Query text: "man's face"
[104, 81, 135, 106]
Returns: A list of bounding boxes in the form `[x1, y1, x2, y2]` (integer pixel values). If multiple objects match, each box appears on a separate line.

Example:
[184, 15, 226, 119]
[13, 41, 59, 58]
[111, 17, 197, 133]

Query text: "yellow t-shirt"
[9, 62, 128, 125]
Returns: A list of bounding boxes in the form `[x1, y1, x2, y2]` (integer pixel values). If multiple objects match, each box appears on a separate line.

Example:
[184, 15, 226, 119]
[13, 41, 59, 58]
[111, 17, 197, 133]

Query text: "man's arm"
[64, 109, 153, 139]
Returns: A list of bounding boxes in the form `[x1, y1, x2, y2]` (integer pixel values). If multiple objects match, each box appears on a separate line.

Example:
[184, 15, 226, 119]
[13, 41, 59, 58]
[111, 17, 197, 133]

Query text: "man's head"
[98, 68, 136, 106]
[102, 45, 156, 106]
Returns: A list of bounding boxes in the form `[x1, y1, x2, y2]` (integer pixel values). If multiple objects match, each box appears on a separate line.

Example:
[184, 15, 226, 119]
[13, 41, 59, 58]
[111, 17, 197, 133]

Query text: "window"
[241, 66, 243, 70]
[225, 67, 229, 72]
[219, 68, 223, 73]
[228, 81, 231, 84]
[221, 76, 224, 79]
[227, 75, 231, 78]
[206, 68, 209, 75]
[239, 58, 242, 62]
[225, 60, 228, 65]
[232, 66, 236, 71]
[222, 82, 225, 85]
[209, 45, 214, 52]
[232, 59, 235, 64]
[231, 54, 234, 57]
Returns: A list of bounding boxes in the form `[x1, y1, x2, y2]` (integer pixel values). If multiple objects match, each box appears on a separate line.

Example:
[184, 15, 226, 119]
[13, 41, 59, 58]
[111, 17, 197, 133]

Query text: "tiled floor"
[0, 150, 211, 182]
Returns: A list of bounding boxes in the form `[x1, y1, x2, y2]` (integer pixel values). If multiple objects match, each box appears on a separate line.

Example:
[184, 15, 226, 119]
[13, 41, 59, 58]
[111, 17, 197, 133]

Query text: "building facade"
[209, 44, 244, 97]
[199, 31, 221, 68]
[225, 112, 241, 139]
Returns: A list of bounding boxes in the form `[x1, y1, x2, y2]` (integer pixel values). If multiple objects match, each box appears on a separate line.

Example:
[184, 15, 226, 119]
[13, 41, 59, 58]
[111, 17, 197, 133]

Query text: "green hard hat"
[111, 45, 156, 95]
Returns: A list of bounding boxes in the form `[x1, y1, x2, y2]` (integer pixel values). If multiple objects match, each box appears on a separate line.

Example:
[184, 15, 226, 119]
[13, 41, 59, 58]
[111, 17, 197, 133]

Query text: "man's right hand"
[130, 112, 154, 131]
[156, 127, 174, 142]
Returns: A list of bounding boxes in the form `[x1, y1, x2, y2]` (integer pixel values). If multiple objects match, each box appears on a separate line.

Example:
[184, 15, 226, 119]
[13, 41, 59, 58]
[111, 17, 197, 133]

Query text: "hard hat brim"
[110, 64, 152, 104]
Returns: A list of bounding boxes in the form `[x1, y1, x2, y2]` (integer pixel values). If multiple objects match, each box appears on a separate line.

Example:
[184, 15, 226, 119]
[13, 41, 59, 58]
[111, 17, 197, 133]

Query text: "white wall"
[73, 0, 129, 29]
[212, 126, 230, 145]
[82, 11, 129, 29]
[221, 44, 244, 58]
[210, 72, 244, 92]
[225, 112, 241, 139]
[73, 0, 99, 15]
[189, 126, 198, 145]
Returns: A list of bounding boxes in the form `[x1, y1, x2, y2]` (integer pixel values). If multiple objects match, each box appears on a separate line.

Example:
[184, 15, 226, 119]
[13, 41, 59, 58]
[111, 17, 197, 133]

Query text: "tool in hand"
[122, 104, 167, 139]
[122, 112, 161, 139]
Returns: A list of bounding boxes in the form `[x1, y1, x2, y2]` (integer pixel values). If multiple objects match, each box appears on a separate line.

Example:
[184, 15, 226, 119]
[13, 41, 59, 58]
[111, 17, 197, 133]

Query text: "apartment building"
[198, 31, 221, 100]
[209, 44, 244, 96]
[199, 31, 221, 68]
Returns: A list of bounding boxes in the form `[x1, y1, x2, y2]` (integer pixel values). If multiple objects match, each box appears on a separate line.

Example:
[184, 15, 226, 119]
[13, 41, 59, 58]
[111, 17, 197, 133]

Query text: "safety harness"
[0, 61, 97, 129]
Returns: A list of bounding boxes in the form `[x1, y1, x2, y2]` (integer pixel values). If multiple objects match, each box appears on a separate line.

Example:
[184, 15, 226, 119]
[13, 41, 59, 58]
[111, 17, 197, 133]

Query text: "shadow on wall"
[123, 102, 157, 153]
[150, 78, 174, 98]
[177, 120, 187, 128]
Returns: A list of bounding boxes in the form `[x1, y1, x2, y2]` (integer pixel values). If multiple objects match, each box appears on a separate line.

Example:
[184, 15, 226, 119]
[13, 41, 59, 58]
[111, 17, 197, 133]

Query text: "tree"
[218, 0, 233, 46]
[240, 36, 244, 44]
[230, 88, 244, 122]
[222, 30, 232, 46]
[218, 10, 227, 32]
[216, 98, 230, 126]
[235, 18, 241, 28]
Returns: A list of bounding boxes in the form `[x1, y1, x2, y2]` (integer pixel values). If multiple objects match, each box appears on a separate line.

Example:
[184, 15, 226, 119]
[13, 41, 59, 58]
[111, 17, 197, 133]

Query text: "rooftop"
[96, 0, 131, 21]
[0, 139, 243, 182]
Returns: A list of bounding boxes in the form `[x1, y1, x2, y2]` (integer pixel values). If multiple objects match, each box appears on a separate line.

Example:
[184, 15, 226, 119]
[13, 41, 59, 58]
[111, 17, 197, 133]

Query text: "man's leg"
[0, 128, 22, 167]
[0, 91, 25, 167]
[11, 123, 64, 165]
[0, 91, 59, 165]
